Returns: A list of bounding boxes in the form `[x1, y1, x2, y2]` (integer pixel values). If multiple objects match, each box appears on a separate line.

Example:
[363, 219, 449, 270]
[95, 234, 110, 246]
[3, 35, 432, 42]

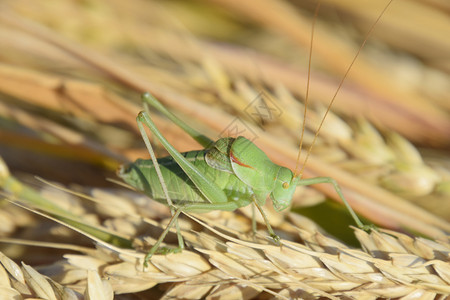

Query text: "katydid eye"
[282, 182, 289, 189]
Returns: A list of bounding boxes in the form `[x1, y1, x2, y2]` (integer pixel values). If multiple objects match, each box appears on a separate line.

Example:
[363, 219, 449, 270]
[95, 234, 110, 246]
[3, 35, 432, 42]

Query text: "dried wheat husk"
[0, 179, 449, 299]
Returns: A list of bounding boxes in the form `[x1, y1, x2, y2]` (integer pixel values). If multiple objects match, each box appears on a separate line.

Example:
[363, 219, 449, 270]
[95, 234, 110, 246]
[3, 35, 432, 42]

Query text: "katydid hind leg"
[141, 93, 213, 148]
[136, 107, 239, 263]
[136, 114, 185, 263]
[137, 111, 228, 205]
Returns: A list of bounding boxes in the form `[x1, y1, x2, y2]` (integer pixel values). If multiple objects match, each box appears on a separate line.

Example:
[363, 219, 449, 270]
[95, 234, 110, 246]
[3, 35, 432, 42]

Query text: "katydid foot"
[270, 233, 281, 246]
[359, 223, 378, 233]
[143, 245, 184, 268]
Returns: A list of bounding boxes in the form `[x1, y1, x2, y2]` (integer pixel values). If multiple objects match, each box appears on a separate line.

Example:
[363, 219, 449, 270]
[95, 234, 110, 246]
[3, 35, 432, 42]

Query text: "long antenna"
[297, 0, 394, 178]
[293, 1, 321, 178]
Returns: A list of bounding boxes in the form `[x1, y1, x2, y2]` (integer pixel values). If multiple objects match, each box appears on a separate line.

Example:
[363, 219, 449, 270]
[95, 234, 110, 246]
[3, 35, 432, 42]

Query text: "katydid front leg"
[297, 177, 373, 231]
[252, 197, 280, 244]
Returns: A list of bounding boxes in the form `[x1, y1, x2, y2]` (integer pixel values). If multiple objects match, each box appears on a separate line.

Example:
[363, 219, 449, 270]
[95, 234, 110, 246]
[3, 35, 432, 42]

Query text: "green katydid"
[118, 93, 369, 266]
[118, 1, 392, 267]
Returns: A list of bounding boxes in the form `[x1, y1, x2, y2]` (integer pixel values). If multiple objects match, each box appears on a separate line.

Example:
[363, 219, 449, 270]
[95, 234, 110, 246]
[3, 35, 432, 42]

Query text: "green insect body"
[117, 0, 394, 267]
[118, 93, 368, 267]
[120, 136, 297, 213]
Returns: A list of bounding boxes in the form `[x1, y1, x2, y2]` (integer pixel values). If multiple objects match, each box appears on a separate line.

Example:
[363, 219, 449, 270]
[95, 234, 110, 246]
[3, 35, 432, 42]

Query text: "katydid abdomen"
[119, 148, 254, 211]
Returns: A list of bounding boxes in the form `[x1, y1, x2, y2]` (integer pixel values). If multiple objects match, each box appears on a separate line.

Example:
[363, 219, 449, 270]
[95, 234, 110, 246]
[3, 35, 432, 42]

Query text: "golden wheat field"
[0, 0, 449, 299]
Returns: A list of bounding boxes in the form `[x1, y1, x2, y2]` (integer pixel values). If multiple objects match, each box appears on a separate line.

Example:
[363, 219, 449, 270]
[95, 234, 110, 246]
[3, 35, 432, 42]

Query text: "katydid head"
[270, 167, 299, 211]
[228, 137, 299, 211]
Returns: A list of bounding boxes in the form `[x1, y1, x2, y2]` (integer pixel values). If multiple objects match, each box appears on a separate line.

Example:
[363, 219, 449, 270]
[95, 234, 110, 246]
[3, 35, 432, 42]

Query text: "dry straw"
[0, 180, 449, 298]
[0, 0, 449, 299]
